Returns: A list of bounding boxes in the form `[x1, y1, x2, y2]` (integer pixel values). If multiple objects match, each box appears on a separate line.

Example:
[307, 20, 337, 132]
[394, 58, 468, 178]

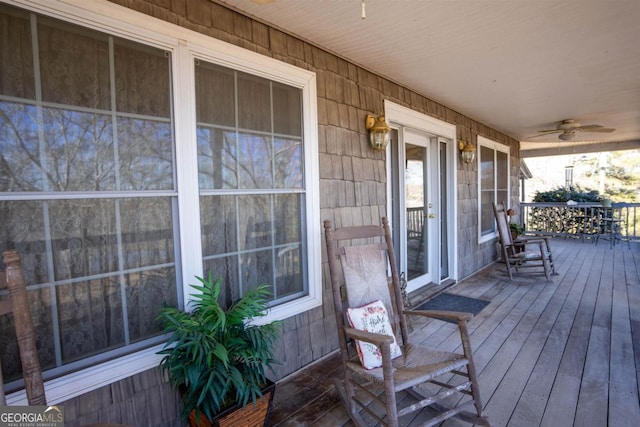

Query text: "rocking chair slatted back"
[324, 219, 409, 348]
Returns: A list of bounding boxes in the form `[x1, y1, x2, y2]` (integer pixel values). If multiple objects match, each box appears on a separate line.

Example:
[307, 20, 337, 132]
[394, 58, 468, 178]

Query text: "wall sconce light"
[458, 140, 476, 164]
[365, 114, 391, 151]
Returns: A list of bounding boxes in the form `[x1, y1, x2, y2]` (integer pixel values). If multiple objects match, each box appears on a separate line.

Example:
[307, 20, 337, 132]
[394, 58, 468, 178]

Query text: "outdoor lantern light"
[365, 114, 391, 151]
[458, 140, 476, 164]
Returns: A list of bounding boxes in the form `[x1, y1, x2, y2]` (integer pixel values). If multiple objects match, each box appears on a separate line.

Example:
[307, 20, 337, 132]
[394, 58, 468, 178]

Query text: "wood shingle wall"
[60, 366, 182, 427]
[54, 0, 521, 424]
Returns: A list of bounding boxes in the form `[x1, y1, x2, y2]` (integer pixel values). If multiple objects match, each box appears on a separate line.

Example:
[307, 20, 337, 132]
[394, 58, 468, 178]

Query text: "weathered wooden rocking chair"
[324, 218, 490, 427]
[492, 202, 555, 281]
[0, 249, 46, 406]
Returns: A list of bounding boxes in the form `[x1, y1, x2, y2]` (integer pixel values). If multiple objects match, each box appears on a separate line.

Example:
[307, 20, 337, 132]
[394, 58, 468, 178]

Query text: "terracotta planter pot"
[187, 380, 276, 427]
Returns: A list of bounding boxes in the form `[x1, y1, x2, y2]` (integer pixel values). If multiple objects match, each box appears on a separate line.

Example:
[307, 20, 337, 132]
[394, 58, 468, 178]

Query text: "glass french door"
[398, 129, 436, 289]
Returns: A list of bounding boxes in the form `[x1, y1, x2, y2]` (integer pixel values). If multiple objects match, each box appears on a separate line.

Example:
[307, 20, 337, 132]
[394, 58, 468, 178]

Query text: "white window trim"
[477, 136, 510, 244]
[5, 0, 321, 404]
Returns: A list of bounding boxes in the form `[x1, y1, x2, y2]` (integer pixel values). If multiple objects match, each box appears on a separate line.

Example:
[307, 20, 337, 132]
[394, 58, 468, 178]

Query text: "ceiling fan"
[535, 119, 616, 141]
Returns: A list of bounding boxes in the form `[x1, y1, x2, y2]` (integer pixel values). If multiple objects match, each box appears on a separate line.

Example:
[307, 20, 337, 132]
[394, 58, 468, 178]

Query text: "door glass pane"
[440, 141, 449, 279]
[405, 143, 427, 280]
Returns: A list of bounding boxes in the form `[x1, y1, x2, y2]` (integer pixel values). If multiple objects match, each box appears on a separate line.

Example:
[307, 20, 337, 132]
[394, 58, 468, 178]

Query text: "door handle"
[428, 213, 436, 219]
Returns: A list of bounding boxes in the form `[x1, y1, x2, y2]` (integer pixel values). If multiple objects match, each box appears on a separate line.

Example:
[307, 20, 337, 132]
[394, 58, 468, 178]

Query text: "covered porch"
[269, 237, 640, 426]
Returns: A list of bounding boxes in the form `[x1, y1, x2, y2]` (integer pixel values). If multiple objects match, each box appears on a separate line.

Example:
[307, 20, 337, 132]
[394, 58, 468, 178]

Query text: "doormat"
[415, 293, 490, 323]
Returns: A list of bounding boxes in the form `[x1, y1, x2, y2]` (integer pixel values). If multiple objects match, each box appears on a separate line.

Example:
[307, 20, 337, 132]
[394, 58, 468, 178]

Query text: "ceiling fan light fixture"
[558, 132, 576, 141]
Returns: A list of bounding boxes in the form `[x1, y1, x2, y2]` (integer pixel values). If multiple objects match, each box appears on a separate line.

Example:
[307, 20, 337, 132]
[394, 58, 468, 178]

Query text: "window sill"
[4, 344, 165, 405]
[5, 293, 322, 405]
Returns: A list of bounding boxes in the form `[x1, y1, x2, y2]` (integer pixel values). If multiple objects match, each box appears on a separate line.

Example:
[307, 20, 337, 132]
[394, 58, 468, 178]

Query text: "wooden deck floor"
[268, 238, 640, 426]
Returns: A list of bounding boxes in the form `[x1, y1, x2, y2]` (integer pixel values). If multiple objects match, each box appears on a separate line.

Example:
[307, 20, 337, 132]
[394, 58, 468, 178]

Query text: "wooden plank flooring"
[268, 238, 640, 426]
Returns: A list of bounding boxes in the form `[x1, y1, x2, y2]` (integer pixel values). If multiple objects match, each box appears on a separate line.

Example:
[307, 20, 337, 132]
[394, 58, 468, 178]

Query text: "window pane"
[239, 195, 272, 250]
[197, 127, 237, 189]
[240, 249, 273, 298]
[202, 256, 239, 309]
[238, 133, 273, 189]
[480, 146, 495, 236]
[118, 117, 174, 190]
[480, 191, 495, 236]
[49, 199, 118, 280]
[38, 16, 111, 110]
[274, 137, 303, 189]
[0, 287, 55, 381]
[480, 146, 494, 192]
[274, 194, 304, 300]
[274, 193, 302, 246]
[57, 278, 125, 363]
[0, 5, 35, 99]
[195, 61, 235, 127]
[237, 73, 271, 132]
[496, 150, 508, 192]
[114, 39, 171, 118]
[43, 108, 115, 191]
[273, 82, 302, 136]
[0, 102, 42, 191]
[200, 195, 238, 256]
[497, 191, 508, 209]
[119, 198, 175, 269]
[275, 244, 303, 300]
[126, 267, 177, 343]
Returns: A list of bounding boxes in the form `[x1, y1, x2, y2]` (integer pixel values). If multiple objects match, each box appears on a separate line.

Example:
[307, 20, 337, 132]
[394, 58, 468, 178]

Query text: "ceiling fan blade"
[577, 124, 603, 130]
[526, 132, 557, 139]
[581, 127, 615, 133]
[536, 129, 562, 134]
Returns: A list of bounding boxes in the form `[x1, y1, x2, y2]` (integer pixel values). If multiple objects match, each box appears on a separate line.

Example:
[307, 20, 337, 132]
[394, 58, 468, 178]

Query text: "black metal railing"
[520, 202, 640, 243]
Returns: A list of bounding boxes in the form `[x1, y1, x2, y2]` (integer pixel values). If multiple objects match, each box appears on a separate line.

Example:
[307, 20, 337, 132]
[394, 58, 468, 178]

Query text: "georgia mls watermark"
[0, 406, 64, 427]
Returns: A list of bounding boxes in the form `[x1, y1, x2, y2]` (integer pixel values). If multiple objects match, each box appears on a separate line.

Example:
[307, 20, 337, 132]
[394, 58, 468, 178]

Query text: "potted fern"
[157, 274, 281, 427]
[509, 222, 525, 240]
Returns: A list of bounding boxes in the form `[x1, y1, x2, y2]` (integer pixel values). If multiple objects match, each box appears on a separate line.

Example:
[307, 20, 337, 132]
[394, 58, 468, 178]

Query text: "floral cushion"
[346, 299, 402, 369]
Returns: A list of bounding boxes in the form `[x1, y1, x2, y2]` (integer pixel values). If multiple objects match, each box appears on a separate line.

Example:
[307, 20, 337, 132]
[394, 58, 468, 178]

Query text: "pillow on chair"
[346, 299, 402, 369]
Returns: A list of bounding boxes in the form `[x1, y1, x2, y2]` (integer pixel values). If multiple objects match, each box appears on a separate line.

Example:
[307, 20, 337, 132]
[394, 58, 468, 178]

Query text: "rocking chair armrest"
[343, 326, 394, 346]
[518, 236, 547, 244]
[404, 309, 473, 322]
[508, 239, 545, 252]
[524, 240, 546, 251]
[518, 236, 552, 250]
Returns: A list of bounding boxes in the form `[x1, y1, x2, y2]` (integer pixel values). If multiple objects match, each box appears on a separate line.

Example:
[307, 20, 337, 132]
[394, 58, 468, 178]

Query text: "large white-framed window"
[477, 136, 509, 243]
[1, 0, 320, 405]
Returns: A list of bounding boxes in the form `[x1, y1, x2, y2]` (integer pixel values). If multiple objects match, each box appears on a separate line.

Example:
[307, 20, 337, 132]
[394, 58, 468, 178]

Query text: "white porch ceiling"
[215, 0, 640, 157]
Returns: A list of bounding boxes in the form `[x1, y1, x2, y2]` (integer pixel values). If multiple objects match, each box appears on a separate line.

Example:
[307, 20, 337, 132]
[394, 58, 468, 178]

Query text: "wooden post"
[3, 250, 46, 405]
